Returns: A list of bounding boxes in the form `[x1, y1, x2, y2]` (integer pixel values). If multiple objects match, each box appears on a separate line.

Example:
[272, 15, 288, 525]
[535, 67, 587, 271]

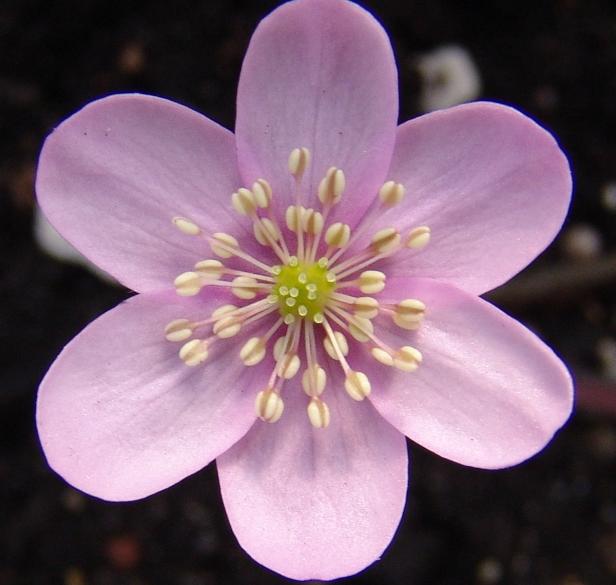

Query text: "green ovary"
[273, 259, 336, 320]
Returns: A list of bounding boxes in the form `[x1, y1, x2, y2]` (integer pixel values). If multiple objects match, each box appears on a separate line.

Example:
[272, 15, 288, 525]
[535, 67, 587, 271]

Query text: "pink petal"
[369, 277, 573, 469]
[36, 94, 246, 293]
[236, 0, 398, 227]
[37, 291, 263, 501]
[217, 378, 408, 580]
[380, 102, 572, 294]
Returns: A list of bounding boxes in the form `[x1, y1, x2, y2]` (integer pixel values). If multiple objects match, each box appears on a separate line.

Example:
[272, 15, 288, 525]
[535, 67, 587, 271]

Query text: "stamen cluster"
[166, 147, 431, 428]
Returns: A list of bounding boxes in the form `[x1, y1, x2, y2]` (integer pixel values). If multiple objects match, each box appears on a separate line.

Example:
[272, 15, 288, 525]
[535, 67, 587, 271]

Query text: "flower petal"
[217, 380, 408, 580]
[36, 94, 246, 293]
[380, 102, 572, 294]
[369, 277, 573, 469]
[236, 0, 398, 225]
[37, 291, 263, 501]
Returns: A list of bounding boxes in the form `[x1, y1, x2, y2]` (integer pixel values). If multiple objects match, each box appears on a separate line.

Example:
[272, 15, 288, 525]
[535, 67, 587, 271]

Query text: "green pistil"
[272, 257, 336, 321]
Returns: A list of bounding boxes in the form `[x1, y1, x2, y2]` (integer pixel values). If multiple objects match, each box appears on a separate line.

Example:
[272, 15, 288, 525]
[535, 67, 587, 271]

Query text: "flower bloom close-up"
[35, 0, 574, 580]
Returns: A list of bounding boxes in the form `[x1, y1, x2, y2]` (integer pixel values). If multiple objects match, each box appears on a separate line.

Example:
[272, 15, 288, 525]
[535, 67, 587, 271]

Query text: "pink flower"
[36, 0, 573, 580]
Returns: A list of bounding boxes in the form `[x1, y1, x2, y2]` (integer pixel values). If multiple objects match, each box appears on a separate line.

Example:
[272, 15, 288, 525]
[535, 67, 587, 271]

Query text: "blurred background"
[1, 0, 615, 584]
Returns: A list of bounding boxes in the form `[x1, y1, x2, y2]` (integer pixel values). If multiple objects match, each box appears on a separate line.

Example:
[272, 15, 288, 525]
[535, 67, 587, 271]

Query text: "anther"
[212, 316, 241, 339]
[286, 205, 305, 233]
[252, 179, 273, 207]
[394, 346, 423, 372]
[231, 187, 257, 216]
[348, 316, 374, 343]
[174, 271, 203, 296]
[378, 181, 406, 207]
[211, 232, 239, 258]
[323, 330, 349, 360]
[303, 208, 324, 235]
[240, 336, 267, 366]
[406, 226, 431, 250]
[211, 304, 237, 319]
[344, 371, 371, 401]
[307, 398, 330, 428]
[231, 276, 259, 300]
[371, 227, 401, 255]
[194, 259, 225, 280]
[288, 147, 311, 180]
[358, 270, 386, 294]
[318, 167, 345, 205]
[172, 216, 201, 236]
[371, 347, 394, 366]
[179, 339, 209, 366]
[354, 297, 379, 319]
[393, 299, 426, 330]
[253, 218, 280, 246]
[164, 319, 194, 342]
[278, 353, 301, 379]
[325, 222, 351, 248]
[302, 364, 327, 397]
[255, 389, 284, 423]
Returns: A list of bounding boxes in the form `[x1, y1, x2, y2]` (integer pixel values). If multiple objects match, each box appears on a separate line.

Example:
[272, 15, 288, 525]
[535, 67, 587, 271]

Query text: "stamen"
[164, 319, 194, 342]
[323, 330, 349, 361]
[231, 276, 261, 300]
[392, 299, 426, 330]
[318, 167, 345, 206]
[277, 352, 301, 379]
[212, 316, 242, 339]
[285, 205, 305, 233]
[231, 188, 257, 216]
[342, 270, 387, 294]
[255, 389, 284, 423]
[303, 208, 324, 235]
[251, 179, 272, 209]
[253, 218, 281, 246]
[210, 232, 239, 258]
[406, 226, 431, 250]
[325, 222, 351, 250]
[371, 347, 394, 366]
[378, 181, 406, 207]
[344, 371, 371, 401]
[179, 339, 209, 366]
[288, 147, 311, 180]
[353, 297, 379, 319]
[394, 346, 423, 372]
[371, 227, 401, 255]
[302, 365, 327, 397]
[172, 216, 202, 236]
[307, 398, 330, 428]
[240, 336, 267, 366]
[348, 315, 374, 343]
[174, 271, 203, 296]
[194, 259, 225, 280]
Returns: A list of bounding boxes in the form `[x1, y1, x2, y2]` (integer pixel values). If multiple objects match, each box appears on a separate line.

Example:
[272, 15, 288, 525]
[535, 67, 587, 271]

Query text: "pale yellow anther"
[307, 398, 330, 428]
[255, 389, 284, 423]
[240, 336, 267, 366]
[251, 179, 272, 208]
[211, 232, 239, 258]
[406, 226, 431, 250]
[371, 227, 401, 254]
[393, 299, 426, 330]
[349, 316, 374, 343]
[394, 346, 423, 372]
[345, 371, 371, 401]
[358, 270, 386, 294]
[164, 319, 194, 342]
[174, 271, 203, 296]
[172, 216, 201, 236]
[323, 330, 349, 361]
[302, 364, 327, 397]
[318, 167, 345, 205]
[231, 187, 257, 216]
[285, 205, 305, 233]
[179, 339, 209, 366]
[288, 147, 311, 179]
[231, 276, 258, 300]
[378, 181, 406, 207]
[371, 347, 394, 366]
[354, 297, 379, 319]
[212, 316, 241, 339]
[194, 259, 225, 280]
[324, 222, 351, 248]
[211, 304, 237, 319]
[303, 208, 324, 235]
[253, 218, 281, 246]
[273, 337, 287, 360]
[277, 353, 301, 379]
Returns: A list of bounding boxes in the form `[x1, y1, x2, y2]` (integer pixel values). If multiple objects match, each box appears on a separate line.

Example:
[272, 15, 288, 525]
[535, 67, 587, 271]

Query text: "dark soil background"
[1, 1, 615, 584]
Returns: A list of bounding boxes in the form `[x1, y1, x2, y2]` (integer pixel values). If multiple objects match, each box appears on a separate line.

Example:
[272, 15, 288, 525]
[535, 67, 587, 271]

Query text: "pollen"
[273, 260, 336, 322]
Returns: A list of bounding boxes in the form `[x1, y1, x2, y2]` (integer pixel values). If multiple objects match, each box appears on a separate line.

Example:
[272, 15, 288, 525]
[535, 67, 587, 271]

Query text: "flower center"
[272, 257, 336, 322]
[166, 147, 432, 429]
